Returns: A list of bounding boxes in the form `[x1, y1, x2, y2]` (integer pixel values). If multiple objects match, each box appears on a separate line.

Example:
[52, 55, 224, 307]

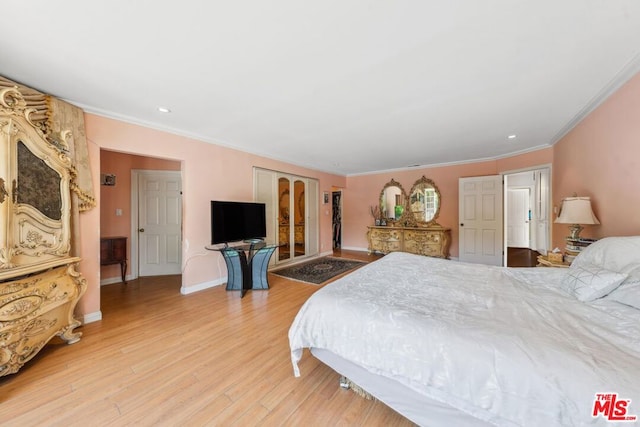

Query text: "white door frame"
[501, 164, 552, 265]
[130, 169, 182, 279]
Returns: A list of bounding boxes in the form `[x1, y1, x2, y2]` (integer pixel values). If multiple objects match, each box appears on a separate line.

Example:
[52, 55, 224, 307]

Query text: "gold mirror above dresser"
[368, 176, 451, 259]
[379, 178, 407, 222]
[408, 175, 441, 226]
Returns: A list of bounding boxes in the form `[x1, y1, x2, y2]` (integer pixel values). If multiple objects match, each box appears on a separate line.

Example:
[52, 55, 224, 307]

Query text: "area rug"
[271, 257, 366, 285]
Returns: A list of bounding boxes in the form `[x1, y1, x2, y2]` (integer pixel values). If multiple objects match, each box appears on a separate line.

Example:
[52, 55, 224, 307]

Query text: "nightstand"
[536, 255, 571, 268]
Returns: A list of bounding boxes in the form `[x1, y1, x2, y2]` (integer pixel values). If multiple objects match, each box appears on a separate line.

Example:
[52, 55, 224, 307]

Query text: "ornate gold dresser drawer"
[367, 226, 451, 259]
[367, 227, 403, 254]
[403, 227, 451, 258]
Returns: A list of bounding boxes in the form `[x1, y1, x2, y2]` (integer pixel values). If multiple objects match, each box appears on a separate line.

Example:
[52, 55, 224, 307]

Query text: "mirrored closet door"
[254, 168, 319, 265]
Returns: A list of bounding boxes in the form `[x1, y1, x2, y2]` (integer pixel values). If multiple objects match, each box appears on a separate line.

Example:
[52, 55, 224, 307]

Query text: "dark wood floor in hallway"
[506, 247, 540, 267]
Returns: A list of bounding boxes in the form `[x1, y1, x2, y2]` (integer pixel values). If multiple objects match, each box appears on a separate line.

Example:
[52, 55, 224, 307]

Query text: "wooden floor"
[0, 250, 416, 426]
[506, 247, 539, 267]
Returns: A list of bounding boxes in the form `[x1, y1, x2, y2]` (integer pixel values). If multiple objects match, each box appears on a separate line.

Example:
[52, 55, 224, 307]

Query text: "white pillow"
[571, 236, 640, 277]
[604, 278, 640, 310]
[562, 263, 628, 302]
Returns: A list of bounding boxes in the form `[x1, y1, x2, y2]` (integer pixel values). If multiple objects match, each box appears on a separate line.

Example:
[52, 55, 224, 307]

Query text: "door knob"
[139, 228, 145, 232]
[460, 223, 464, 227]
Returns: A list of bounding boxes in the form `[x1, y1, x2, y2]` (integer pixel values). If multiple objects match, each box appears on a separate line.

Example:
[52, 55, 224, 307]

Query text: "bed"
[288, 237, 640, 426]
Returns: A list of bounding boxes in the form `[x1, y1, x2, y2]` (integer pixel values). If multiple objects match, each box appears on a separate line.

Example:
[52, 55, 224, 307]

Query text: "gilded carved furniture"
[368, 177, 451, 258]
[0, 85, 87, 376]
[367, 226, 451, 258]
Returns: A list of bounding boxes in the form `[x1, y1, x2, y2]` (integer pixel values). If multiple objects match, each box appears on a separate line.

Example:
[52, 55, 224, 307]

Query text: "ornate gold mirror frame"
[378, 178, 410, 225]
[408, 175, 441, 227]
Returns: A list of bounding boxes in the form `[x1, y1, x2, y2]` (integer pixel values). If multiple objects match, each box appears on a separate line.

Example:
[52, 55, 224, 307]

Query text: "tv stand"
[206, 242, 278, 297]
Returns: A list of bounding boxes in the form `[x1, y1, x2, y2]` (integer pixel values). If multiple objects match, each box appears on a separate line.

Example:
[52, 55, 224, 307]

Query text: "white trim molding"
[83, 311, 103, 324]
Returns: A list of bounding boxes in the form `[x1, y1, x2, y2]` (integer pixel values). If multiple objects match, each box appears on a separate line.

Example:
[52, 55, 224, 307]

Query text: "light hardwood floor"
[0, 250, 416, 426]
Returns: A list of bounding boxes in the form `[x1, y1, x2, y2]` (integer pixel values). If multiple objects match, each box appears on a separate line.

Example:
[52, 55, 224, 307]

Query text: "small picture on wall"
[100, 173, 116, 186]
[323, 192, 329, 204]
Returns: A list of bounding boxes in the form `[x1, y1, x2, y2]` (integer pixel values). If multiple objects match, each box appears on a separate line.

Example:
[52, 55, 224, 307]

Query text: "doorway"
[332, 190, 342, 249]
[131, 170, 183, 277]
[458, 166, 551, 267]
[503, 167, 551, 267]
[100, 150, 182, 285]
[506, 188, 530, 248]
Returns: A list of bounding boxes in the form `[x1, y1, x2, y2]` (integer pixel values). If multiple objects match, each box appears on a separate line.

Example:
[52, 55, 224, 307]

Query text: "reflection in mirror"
[294, 180, 305, 257]
[278, 177, 290, 261]
[409, 176, 441, 225]
[379, 179, 408, 221]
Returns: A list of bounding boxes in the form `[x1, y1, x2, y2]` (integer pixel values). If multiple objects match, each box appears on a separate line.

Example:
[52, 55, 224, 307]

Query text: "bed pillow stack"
[562, 236, 640, 307]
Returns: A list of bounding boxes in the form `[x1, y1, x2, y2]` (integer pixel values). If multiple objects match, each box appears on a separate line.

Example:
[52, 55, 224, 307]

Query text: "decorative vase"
[394, 205, 404, 220]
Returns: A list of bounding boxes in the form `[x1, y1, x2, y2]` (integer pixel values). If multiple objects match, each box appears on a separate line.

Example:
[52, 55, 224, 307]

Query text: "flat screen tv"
[211, 200, 267, 244]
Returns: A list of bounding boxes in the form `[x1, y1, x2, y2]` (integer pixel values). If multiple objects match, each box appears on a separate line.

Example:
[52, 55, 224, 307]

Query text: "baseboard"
[100, 274, 134, 286]
[340, 246, 369, 253]
[180, 277, 226, 295]
[83, 311, 102, 324]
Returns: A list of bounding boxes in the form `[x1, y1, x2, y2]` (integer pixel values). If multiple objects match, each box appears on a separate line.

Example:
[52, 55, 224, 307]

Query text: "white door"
[459, 175, 503, 266]
[137, 171, 182, 276]
[507, 188, 530, 248]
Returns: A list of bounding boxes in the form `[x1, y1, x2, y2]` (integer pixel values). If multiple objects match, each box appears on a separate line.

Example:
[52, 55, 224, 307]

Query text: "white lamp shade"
[555, 197, 600, 225]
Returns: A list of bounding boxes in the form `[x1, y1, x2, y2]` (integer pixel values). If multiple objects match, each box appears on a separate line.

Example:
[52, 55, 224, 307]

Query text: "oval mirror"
[379, 179, 408, 222]
[409, 176, 441, 225]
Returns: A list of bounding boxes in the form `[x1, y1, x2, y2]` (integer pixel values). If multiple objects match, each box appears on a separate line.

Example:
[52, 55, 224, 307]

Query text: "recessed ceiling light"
[507, 134, 517, 139]
[157, 107, 171, 113]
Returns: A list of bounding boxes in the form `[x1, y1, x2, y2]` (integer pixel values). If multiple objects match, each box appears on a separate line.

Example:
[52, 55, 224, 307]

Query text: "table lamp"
[554, 196, 600, 240]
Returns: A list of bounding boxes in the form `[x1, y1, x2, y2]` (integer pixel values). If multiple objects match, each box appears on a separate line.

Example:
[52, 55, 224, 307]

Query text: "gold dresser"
[369, 176, 450, 259]
[367, 225, 451, 258]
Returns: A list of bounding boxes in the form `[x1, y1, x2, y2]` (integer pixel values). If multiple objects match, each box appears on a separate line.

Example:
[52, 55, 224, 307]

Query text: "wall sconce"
[554, 196, 599, 240]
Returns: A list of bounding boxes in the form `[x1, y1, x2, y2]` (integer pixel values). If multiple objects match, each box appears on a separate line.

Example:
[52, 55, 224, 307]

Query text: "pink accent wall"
[100, 150, 181, 281]
[552, 72, 640, 247]
[343, 148, 553, 257]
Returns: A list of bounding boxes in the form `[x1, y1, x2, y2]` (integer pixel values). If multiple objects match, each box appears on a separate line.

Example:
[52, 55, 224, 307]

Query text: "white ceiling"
[2, 1, 640, 176]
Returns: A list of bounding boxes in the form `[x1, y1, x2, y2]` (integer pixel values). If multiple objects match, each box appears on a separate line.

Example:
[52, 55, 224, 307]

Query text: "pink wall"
[77, 140, 101, 317]
[343, 148, 553, 257]
[552, 72, 640, 247]
[100, 150, 181, 281]
[80, 114, 346, 317]
[76, 71, 639, 318]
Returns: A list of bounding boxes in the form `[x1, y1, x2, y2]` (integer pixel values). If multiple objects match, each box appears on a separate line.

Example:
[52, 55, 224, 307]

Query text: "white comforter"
[289, 252, 640, 426]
